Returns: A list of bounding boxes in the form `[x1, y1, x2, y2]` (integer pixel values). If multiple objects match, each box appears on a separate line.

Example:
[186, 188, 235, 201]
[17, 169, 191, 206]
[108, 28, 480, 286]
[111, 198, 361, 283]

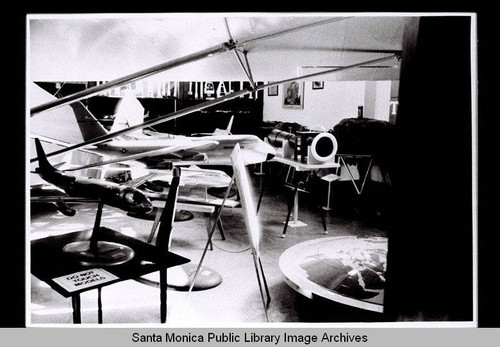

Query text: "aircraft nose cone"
[143, 201, 154, 214]
[134, 196, 154, 214]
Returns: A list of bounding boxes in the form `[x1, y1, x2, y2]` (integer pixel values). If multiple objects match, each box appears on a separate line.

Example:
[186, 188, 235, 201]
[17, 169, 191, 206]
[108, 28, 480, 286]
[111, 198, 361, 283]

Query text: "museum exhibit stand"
[31, 169, 189, 324]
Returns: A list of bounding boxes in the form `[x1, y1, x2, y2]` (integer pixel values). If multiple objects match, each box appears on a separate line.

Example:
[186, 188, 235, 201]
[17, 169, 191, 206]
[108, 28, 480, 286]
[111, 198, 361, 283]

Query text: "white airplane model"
[31, 84, 275, 170]
[72, 107, 274, 168]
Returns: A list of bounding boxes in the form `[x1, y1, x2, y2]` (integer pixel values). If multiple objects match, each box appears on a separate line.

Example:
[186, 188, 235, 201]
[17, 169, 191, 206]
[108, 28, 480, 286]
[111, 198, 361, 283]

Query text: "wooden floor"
[29, 171, 390, 326]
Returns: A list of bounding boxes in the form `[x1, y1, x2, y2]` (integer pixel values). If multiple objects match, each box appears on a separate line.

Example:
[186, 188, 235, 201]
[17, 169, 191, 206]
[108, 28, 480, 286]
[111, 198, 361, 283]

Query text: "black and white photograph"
[25, 12, 480, 333]
[282, 81, 304, 109]
[268, 85, 279, 96]
[312, 81, 324, 89]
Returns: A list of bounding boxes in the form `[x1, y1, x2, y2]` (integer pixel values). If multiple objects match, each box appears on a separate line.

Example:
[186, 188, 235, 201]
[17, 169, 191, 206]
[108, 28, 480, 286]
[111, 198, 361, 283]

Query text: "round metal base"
[168, 263, 223, 291]
[127, 208, 194, 222]
[175, 210, 194, 222]
[207, 187, 237, 199]
[62, 241, 135, 267]
[135, 263, 223, 291]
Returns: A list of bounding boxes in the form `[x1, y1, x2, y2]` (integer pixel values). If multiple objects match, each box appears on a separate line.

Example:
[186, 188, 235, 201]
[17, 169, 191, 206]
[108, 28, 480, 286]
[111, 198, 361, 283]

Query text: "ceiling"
[28, 14, 412, 83]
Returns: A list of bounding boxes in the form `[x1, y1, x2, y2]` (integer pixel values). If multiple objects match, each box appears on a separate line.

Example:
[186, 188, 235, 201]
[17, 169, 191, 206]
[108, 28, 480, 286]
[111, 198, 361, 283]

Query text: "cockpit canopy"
[122, 187, 149, 205]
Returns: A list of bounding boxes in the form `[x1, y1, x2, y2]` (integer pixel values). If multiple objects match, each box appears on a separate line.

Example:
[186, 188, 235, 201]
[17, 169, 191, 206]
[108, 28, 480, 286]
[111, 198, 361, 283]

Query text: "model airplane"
[32, 137, 239, 217]
[30, 84, 270, 211]
[135, 165, 239, 208]
[30, 84, 275, 170]
[33, 137, 154, 216]
[191, 115, 234, 136]
[67, 99, 274, 169]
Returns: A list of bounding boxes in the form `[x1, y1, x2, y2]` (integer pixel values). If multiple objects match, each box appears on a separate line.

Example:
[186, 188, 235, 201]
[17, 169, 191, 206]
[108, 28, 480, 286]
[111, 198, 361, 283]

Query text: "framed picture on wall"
[282, 81, 304, 109]
[312, 81, 324, 89]
[268, 85, 278, 96]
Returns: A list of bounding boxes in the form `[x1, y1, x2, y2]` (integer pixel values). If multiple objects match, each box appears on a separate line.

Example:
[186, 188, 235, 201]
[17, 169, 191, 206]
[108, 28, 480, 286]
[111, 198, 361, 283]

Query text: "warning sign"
[52, 268, 118, 292]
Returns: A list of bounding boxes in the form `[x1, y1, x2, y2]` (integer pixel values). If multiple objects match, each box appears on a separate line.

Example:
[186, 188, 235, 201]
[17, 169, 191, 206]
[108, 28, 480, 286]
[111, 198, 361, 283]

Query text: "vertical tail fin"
[226, 115, 234, 133]
[35, 137, 58, 177]
[212, 115, 234, 135]
[69, 102, 109, 141]
[34, 138, 75, 186]
[34, 138, 57, 173]
[110, 92, 145, 134]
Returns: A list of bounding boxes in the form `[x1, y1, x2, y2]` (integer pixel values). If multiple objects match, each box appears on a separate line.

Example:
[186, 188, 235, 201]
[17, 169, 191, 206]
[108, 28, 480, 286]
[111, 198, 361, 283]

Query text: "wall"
[263, 80, 394, 183]
[364, 81, 392, 121]
[263, 80, 392, 129]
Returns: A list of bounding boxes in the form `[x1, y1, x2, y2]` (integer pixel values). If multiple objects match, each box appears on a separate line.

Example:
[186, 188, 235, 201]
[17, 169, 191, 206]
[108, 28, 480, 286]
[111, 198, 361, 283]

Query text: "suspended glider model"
[29, 14, 403, 321]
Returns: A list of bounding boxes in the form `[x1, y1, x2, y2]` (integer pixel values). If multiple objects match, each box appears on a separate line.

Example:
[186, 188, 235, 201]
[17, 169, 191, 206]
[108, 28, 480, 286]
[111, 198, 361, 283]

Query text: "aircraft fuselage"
[43, 169, 153, 214]
[98, 134, 276, 166]
[35, 138, 153, 214]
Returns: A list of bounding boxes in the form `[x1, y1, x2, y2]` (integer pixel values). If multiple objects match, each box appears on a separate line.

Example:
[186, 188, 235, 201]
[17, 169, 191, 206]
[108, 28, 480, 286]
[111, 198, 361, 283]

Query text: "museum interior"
[26, 14, 476, 326]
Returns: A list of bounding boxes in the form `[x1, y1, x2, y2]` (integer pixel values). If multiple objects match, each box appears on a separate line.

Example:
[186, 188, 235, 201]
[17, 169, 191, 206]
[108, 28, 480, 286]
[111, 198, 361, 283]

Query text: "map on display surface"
[280, 236, 387, 312]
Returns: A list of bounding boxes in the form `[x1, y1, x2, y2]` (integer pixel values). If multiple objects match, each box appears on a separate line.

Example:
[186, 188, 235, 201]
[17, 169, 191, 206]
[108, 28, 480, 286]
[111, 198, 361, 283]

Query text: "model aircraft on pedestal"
[30, 83, 272, 209]
[33, 137, 153, 215]
[32, 137, 155, 266]
[30, 83, 274, 205]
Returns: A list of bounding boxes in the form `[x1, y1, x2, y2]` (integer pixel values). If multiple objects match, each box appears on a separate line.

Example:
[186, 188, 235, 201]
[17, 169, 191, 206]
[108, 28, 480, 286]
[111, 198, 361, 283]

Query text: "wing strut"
[30, 42, 236, 116]
[233, 49, 256, 89]
[224, 17, 257, 89]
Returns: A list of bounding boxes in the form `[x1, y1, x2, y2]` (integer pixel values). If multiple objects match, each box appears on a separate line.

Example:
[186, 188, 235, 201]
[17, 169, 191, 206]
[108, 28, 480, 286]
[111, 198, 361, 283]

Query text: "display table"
[270, 156, 340, 236]
[31, 227, 190, 323]
[279, 236, 387, 313]
[272, 156, 341, 171]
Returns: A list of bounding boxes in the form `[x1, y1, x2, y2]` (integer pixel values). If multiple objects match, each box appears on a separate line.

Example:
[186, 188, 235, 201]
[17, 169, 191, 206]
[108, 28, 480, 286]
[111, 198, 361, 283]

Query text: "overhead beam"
[30, 42, 236, 116]
[257, 54, 399, 90]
